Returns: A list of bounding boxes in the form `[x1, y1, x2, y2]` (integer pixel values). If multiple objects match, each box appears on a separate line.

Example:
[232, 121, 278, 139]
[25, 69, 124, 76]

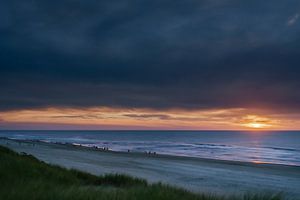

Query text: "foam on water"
[1, 130, 300, 166]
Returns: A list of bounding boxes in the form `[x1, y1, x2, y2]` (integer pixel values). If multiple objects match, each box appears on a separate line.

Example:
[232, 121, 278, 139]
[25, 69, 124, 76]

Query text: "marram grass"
[0, 145, 282, 200]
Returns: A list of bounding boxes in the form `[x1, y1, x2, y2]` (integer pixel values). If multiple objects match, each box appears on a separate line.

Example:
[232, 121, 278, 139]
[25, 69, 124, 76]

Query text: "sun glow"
[245, 122, 268, 129]
[240, 115, 274, 129]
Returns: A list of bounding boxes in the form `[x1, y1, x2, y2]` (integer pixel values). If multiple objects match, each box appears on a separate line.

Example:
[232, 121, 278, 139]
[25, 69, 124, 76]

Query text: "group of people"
[76, 144, 158, 156]
[127, 149, 157, 155]
[93, 146, 109, 151]
[144, 151, 157, 155]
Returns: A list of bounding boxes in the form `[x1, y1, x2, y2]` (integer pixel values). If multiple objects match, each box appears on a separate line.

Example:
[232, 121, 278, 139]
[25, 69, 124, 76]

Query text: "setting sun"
[245, 122, 268, 129]
[239, 115, 274, 129]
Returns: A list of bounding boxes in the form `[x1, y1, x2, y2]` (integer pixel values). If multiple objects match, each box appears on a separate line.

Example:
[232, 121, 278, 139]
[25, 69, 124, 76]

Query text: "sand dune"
[1, 138, 300, 199]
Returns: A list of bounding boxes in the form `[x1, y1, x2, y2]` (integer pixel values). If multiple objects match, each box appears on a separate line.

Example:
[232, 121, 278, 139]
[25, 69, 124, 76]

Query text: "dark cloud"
[123, 114, 174, 120]
[1, 0, 300, 112]
[49, 115, 106, 120]
[123, 114, 208, 121]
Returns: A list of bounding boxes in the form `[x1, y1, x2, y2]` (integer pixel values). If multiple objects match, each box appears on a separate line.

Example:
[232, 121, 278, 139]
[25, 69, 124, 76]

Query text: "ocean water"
[0, 130, 300, 166]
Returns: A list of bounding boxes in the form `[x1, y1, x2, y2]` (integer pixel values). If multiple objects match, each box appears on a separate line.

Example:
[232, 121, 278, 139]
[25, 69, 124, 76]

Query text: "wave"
[1, 131, 300, 166]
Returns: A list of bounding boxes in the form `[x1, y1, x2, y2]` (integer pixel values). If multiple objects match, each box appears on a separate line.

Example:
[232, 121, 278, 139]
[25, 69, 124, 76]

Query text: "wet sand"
[1, 138, 300, 199]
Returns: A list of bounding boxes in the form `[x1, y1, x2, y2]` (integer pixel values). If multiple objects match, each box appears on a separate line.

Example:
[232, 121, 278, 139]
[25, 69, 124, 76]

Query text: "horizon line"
[0, 129, 299, 132]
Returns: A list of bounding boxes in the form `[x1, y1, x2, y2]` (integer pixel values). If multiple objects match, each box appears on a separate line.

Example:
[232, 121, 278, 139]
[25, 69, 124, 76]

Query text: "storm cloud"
[1, 0, 300, 112]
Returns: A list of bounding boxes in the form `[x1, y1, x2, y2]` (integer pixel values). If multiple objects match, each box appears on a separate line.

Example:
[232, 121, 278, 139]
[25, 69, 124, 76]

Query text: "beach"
[1, 138, 300, 199]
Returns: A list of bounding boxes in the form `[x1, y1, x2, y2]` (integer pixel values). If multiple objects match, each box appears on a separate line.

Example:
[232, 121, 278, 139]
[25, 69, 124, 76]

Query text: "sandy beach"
[1, 138, 300, 199]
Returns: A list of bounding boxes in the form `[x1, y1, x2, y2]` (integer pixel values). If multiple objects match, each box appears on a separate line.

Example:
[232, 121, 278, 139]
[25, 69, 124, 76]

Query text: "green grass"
[0, 145, 282, 200]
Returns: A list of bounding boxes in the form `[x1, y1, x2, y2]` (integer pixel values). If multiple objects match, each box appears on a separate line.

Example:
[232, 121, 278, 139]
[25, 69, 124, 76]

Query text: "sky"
[1, 0, 300, 130]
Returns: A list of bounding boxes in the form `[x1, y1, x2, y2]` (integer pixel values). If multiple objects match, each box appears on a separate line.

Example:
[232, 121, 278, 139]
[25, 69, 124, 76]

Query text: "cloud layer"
[1, 0, 300, 112]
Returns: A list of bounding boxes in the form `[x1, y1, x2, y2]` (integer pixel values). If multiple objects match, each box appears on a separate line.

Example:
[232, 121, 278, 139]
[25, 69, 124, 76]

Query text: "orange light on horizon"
[0, 107, 299, 130]
[244, 122, 270, 129]
[239, 115, 274, 129]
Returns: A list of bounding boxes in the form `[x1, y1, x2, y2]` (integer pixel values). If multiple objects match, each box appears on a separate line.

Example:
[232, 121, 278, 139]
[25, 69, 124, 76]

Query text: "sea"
[0, 130, 299, 166]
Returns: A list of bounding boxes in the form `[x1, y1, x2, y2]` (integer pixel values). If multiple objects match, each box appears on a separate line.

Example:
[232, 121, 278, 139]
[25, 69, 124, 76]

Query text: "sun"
[240, 115, 273, 129]
[245, 122, 267, 129]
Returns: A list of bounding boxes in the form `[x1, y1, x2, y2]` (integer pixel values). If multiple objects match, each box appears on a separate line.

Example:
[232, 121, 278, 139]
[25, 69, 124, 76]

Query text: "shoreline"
[1, 137, 299, 170]
[1, 137, 300, 199]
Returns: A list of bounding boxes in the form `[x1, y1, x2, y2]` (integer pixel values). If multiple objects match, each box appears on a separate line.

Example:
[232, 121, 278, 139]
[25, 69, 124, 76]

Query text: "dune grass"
[0, 145, 282, 200]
